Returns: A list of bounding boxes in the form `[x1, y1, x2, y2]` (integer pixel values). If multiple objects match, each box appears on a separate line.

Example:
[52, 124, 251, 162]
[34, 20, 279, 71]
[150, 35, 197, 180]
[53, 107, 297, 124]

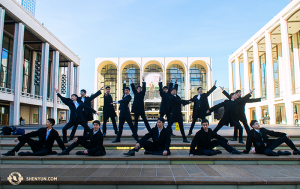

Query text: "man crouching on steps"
[189, 119, 242, 156]
[124, 117, 171, 156]
[58, 120, 106, 156]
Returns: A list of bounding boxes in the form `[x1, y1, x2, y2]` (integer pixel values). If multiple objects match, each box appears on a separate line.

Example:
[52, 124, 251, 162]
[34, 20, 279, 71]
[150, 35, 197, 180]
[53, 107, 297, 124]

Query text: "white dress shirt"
[81, 97, 85, 111]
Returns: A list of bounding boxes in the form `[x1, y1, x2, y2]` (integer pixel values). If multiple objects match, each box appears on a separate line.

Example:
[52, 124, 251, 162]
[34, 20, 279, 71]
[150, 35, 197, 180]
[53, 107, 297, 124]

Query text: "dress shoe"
[115, 131, 118, 135]
[67, 138, 72, 142]
[239, 141, 245, 144]
[75, 151, 85, 155]
[277, 150, 292, 155]
[124, 150, 135, 156]
[293, 150, 300, 155]
[231, 149, 242, 154]
[18, 151, 32, 156]
[63, 140, 68, 143]
[214, 150, 222, 154]
[58, 150, 69, 155]
[112, 139, 120, 143]
[183, 139, 190, 143]
[187, 132, 192, 136]
[171, 133, 176, 136]
[144, 151, 153, 155]
[2, 151, 15, 156]
[231, 138, 237, 141]
[103, 133, 106, 137]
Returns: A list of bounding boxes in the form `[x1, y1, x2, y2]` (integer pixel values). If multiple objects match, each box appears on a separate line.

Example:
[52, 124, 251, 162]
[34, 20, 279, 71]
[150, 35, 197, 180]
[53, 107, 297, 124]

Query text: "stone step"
[1, 163, 300, 187]
[1, 149, 300, 165]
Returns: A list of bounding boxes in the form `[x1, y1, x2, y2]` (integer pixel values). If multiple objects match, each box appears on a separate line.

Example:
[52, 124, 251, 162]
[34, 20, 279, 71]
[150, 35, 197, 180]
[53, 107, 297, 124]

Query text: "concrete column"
[0, 7, 5, 61]
[235, 56, 241, 90]
[228, 60, 233, 93]
[292, 33, 300, 93]
[243, 50, 250, 94]
[39, 43, 50, 125]
[67, 62, 74, 97]
[207, 63, 213, 122]
[253, 41, 261, 98]
[51, 51, 59, 121]
[94, 60, 98, 112]
[74, 66, 80, 94]
[9, 23, 25, 126]
[265, 31, 276, 125]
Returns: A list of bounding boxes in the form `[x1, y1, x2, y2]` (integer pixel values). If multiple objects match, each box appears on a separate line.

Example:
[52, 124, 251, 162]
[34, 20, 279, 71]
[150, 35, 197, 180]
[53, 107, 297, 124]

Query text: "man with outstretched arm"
[189, 119, 241, 156]
[58, 120, 106, 156]
[102, 86, 118, 136]
[243, 120, 300, 156]
[158, 76, 178, 125]
[2, 118, 65, 156]
[188, 80, 217, 136]
[123, 117, 171, 156]
[54, 87, 99, 143]
[111, 75, 139, 143]
[130, 76, 151, 132]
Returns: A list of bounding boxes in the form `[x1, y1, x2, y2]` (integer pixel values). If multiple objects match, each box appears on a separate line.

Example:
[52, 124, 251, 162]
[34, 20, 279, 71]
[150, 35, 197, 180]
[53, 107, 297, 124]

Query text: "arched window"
[190, 64, 206, 98]
[166, 64, 185, 98]
[122, 64, 140, 100]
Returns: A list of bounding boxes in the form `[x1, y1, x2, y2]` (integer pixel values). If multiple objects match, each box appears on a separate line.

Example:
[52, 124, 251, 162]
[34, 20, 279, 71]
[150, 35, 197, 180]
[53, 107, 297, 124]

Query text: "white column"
[207, 64, 213, 122]
[253, 41, 261, 98]
[9, 23, 25, 125]
[51, 51, 59, 121]
[235, 56, 241, 90]
[228, 60, 233, 93]
[0, 7, 5, 60]
[39, 43, 49, 125]
[265, 31, 276, 125]
[292, 33, 300, 93]
[243, 50, 250, 94]
[75, 66, 80, 94]
[67, 62, 74, 97]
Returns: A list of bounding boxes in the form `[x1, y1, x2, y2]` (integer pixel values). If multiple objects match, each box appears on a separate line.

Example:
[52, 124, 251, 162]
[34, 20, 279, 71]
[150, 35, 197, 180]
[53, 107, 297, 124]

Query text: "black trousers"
[69, 113, 90, 140]
[103, 114, 118, 134]
[160, 113, 171, 125]
[263, 136, 298, 155]
[12, 138, 48, 156]
[233, 116, 250, 138]
[134, 112, 151, 132]
[116, 113, 138, 141]
[213, 118, 243, 142]
[138, 141, 170, 155]
[63, 118, 90, 141]
[193, 140, 233, 155]
[66, 139, 106, 156]
[167, 115, 186, 139]
[189, 111, 206, 133]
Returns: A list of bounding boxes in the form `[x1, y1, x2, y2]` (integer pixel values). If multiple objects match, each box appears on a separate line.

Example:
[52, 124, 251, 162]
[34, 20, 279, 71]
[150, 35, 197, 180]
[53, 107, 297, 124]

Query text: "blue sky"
[35, 0, 290, 94]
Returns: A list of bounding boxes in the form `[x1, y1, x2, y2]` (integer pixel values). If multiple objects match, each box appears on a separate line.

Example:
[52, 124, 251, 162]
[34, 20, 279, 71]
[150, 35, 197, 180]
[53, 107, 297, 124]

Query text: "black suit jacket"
[77, 90, 101, 121]
[57, 93, 96, 123]
[190, 128, 228, 154]
[190, 85, 216, 118]
[159, 82, 178, 114]
[18, 128, 66, 153]
[138, 127, 171, 151]
[222, 90, 261, 119]
[169, 95, 190, 121]
[131, 82, 146, 114]
[117, 83, 132, 117]
[244, 128, 286, 154]
[78, 128, 106, 155]
[103, 94, 116, 117]
[209, 93, 251, 125]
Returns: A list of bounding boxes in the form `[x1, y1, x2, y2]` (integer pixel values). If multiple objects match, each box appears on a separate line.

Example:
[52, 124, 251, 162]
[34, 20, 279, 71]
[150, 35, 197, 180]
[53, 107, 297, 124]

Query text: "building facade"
[0, 0, 80, 125]
[16, 0, 35, 16]
[228, 0, 300, 125]
[95, 57, 213, 123]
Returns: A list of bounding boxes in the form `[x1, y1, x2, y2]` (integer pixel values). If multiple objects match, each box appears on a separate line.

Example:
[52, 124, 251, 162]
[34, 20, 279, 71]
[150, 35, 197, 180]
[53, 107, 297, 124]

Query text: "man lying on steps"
[58, 120, 106, 156]
[189, 119, 242, 156]
[243, 120, 300, 156]
[2, 118, 65, 156]
[124, 117, 171, 156]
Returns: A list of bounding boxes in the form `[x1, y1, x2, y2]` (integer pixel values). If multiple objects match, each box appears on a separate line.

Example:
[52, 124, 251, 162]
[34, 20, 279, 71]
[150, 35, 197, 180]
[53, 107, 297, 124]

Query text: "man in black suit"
[207, 89, 254, 143]
[54, 87, 99, 143]
[2, 118, 65, 156]
[102, 86, 118, 136]
[221, 88, 262, 140]
[124, 117, 171, 156]
[69, 87, 103, 140]
[243, 120, 300, 156]
[188, 80, 217, 136]
[167, 87, 191, 143]
[58, 120, 106, 156]
[111, 75, 139, 143]
[130, 76, 151, 132]
[158, 76, 178, 125]
[189, 119, 241, 156]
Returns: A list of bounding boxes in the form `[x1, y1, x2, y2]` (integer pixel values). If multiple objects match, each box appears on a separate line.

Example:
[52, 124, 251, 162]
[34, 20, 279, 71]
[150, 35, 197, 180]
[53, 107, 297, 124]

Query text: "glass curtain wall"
[289, 35, 295, 94]
[122, 64, 140, 108]
[0, 34, 13, 89]
[22, 46, 32, 93]
[239, 55, 244, 95]
[260, 53, 267, 99]
[166, 64, 185, 99]
[272, 45, 280, 98]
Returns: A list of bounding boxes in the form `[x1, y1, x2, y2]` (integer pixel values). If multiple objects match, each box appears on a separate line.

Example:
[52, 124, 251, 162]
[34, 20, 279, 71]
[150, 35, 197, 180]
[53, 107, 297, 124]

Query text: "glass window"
[0, 34, 13, 89]
[99, 64, 117, 110]
[47, 60, 52, 98]
[22, 46, 32, 93]
[239, 55, 244, 95]
[272, 45, 280, 98]
[260, 53, 267, 99]
[166, 64, 185, 99]
[289, 36, 295, 94]
[34, 53, 41, 95]
[122, 64, 140, 103]
[190, 64, 206, 113]
[248, 47, 255, 98]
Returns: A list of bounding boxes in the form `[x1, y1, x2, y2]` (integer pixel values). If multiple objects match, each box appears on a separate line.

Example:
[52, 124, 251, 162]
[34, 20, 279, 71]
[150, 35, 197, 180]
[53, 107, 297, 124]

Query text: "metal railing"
[20, 92, 42, 100]
[0, 87, 14, 94]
